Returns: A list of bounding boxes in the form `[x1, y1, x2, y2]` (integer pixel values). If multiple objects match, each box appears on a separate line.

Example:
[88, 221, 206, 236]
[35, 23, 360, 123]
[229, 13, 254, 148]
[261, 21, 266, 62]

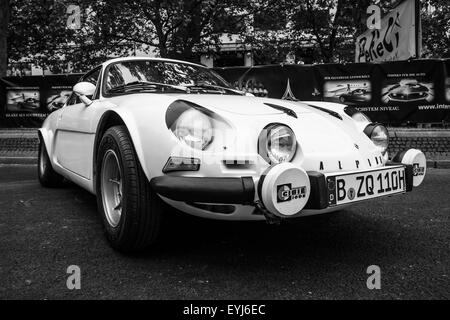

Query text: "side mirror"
[73, 82, 96, 106]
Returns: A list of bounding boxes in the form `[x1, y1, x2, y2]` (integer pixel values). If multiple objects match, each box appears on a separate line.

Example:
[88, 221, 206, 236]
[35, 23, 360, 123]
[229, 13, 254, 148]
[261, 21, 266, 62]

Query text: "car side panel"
[54, 102, 98, 179]
[40, 100, 117, 194]
[54, 130, 95, 179]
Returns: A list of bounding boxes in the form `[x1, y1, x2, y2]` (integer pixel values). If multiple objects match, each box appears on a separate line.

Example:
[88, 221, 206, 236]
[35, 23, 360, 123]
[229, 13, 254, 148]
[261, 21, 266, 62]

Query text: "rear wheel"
[96, 125, 163, 252]
[38, 139, 64, 187]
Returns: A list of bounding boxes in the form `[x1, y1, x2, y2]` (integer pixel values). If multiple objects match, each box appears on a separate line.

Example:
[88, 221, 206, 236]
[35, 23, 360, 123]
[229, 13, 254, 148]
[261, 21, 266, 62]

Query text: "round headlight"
[365, 124, 389, 154]
[173, 108, 213, 150]
[260, 124, 297, 164]
[344, 107, 371, 123]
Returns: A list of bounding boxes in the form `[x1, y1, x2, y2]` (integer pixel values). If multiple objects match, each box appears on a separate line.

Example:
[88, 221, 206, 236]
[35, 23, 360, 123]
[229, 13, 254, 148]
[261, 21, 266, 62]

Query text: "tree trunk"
[0, 0, 10, 77]
[158, 43, 168, 58]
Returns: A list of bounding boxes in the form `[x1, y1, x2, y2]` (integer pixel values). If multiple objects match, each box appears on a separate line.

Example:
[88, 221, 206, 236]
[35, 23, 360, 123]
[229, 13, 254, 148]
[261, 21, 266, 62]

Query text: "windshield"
[103, 60, 236, 95]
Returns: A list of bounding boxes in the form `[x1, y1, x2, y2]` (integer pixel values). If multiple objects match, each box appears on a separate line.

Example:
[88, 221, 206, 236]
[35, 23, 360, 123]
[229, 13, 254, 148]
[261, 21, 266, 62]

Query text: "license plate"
[326, 165, 406, 206]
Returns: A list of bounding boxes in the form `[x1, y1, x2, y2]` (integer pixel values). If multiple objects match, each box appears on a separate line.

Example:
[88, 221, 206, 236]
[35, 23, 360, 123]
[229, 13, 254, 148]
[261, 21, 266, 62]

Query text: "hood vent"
[263, 103, 297, 118]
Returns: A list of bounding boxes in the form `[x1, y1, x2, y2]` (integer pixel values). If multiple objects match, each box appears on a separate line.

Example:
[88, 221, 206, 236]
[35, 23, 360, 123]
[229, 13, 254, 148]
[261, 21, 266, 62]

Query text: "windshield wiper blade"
[108, 81, 188, 93]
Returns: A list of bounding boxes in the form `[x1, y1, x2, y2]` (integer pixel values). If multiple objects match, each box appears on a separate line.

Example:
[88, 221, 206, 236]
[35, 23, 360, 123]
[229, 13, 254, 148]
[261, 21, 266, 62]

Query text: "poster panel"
[6, 88, 41, 113]
[313, 63, 375, 106]
[0, 74, 81, 127]
[368, 59, 446, 123]
[46, 87, 73, 112]
[280, 65, 320, 101]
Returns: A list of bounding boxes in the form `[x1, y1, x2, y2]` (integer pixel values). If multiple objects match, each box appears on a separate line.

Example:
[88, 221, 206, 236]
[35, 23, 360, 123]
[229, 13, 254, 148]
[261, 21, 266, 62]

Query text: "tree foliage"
[421, 0, 450, 58]
[0, 0, 10, 76]
[245, 0, 450, 63]
[7, 0, 251, 71]
[245, 0, 377, 64]
[8, 0, 77, 71]
[3, 0, 450, 73]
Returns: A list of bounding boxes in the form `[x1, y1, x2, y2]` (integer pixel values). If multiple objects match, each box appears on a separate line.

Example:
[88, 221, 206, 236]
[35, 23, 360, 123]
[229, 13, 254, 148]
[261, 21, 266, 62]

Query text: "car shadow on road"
[138, 206, 422, 269]
[64, 182, 428, 272]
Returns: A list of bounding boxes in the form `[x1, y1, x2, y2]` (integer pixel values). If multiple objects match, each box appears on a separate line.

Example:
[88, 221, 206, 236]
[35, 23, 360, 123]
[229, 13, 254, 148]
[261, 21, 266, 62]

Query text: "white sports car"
[38, 57, 427, 252]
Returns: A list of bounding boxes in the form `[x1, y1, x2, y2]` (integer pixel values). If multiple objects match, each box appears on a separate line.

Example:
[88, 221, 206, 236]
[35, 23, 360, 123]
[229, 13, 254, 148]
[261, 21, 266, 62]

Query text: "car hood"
[106, 93, 381, 173]
[109, 93, 330, 116]
[179, 95, 371, 152]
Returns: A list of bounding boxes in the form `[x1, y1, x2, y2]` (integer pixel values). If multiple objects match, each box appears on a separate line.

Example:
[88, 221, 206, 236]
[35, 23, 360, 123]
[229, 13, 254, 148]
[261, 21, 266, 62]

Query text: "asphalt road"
[0, 165, 448, 300]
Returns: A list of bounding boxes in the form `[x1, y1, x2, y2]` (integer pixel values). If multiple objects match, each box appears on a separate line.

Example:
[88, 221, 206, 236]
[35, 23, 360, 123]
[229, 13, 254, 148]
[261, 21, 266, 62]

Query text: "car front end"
[145, 96, 427, 222]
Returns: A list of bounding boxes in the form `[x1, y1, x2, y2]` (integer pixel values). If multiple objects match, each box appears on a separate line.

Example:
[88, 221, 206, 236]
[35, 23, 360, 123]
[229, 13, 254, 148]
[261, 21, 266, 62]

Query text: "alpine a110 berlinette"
[38, 57, 427, 252]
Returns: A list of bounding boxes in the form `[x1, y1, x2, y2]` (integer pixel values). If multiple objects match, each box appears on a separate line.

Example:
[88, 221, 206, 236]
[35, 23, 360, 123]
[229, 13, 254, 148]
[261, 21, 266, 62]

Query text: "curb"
[0, 157, 37, 165]
[426, 160, 450, 169]
[388, 128, 450, 138]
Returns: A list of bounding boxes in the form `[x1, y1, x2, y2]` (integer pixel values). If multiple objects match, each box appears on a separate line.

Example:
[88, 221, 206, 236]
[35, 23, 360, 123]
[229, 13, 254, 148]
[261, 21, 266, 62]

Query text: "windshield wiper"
[184, 83, 243, 95]
[108, 81, 188, 93]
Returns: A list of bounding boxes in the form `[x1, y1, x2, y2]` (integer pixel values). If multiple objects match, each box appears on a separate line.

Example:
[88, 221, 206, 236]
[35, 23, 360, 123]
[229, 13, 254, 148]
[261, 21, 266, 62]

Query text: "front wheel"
[96, 125, 163, 252]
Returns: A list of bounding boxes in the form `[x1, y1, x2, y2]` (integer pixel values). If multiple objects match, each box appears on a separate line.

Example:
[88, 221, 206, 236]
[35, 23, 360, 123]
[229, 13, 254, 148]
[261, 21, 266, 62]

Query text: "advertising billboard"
[355, 0, 420, 63]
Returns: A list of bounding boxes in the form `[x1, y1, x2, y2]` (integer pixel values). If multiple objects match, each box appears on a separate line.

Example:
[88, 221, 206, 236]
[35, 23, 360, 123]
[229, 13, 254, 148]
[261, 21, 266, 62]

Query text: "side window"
[66, 93, 79, 106]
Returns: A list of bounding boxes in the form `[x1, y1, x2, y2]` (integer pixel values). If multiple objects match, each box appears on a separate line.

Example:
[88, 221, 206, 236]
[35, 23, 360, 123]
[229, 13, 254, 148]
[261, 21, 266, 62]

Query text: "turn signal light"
[162, 157, 200, 173]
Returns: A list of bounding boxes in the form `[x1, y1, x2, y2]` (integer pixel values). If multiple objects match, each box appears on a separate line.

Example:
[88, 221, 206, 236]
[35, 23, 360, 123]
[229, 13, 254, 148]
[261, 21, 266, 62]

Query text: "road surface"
[0, 165, 448, 299]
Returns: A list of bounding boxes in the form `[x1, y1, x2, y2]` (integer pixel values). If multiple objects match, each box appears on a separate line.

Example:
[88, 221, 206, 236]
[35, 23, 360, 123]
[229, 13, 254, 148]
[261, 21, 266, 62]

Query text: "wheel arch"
[93, 110, 149, 190]
[37, 129, 44, 146]
[37, 128, 54, 165]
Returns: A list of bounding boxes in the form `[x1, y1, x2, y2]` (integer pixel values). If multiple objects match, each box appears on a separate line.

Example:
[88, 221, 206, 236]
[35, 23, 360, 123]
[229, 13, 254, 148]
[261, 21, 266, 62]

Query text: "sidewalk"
[0, 129, 39, 164]
[0, 128, 449, 167]
[387, 128, 450, 168]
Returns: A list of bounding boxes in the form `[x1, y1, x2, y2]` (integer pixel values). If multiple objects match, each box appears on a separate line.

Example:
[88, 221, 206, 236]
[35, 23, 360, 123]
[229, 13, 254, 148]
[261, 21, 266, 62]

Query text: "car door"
[54, 67, 102, 180]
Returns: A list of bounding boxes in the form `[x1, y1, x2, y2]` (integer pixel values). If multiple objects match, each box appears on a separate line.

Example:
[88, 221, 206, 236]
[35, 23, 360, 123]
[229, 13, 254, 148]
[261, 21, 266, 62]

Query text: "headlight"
[173, 108, 213, 150]
[364, 124, 389, 155]
[259, 124, 297, 164]
[344, 107, 371, 123]
[351, 112, 371, 123]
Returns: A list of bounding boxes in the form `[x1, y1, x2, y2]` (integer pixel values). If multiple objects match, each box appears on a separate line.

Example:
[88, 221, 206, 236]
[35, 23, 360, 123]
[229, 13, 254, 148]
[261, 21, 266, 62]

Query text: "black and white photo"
[0, 0, 449, 308]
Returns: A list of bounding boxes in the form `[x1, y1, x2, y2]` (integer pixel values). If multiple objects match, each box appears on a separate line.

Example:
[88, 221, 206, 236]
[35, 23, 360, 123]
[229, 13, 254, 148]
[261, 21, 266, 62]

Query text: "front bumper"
[150, 163, 415, 212]
[150, 176, 255, 205]
[151, 148, 426, 220]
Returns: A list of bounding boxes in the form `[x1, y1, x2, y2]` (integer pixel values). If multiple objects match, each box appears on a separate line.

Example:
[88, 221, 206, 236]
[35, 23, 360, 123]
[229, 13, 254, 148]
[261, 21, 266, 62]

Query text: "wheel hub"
[101, 150, 123, 227]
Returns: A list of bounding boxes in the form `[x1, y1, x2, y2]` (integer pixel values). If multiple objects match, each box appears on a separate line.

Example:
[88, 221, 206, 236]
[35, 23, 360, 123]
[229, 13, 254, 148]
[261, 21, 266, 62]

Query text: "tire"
[38, 139, 64, 187]
[96, 125, 163, 252]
